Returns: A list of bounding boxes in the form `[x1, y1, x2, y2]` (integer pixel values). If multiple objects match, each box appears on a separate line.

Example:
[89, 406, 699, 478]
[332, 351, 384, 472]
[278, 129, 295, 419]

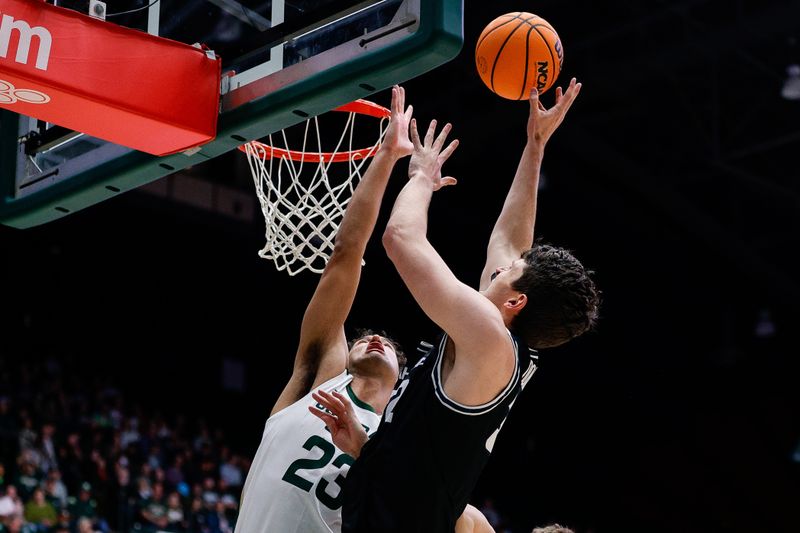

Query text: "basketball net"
[241, 101, 390, 275]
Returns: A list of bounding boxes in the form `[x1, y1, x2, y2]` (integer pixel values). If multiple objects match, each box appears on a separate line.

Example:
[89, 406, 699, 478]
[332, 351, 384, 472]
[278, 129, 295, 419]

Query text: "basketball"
[475, 12, 564, 100]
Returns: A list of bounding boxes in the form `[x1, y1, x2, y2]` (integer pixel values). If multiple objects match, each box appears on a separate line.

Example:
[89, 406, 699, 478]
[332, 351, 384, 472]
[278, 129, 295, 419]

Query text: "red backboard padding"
[0, 0, 221, 156]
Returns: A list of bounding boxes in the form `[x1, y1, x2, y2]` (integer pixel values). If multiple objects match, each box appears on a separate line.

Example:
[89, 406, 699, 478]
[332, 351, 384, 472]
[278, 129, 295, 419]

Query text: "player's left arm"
[271, 87, 413, 415]
[479, 79, 582, 291]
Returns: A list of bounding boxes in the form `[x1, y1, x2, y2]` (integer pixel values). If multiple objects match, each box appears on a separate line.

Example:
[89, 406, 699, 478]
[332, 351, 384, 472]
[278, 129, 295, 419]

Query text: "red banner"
[0, 0, 220, 156]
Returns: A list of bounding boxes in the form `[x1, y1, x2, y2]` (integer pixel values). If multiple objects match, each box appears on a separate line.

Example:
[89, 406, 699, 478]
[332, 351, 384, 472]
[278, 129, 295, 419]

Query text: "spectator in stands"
[1, 515, 36, 533]
[107, 464, 132, 533]
[165, 454, 185, 491]
[186, 497, 207, 533]
[192, 425, 211, 454]
[145, 445, 163, 472]
[0, 486, 24, 525]
[205, 500, 232, 533]
[13, 462, 39, 502]
[200, 478, 218, 510]
[17, 414, 36, 456]
[38, 423, 58, 474]
[43, 470, 68, 514]
[76, 516, 99, 533]
[23, 488, 57, 530]
[69, 482, 108, 533]
[119, 420, 140, 451]
[58, 433, 84, 495]
[219, 494, 237, 523]
[164, 491, 186, 532]
[217, 448, 241, 490]
[138, 481, 168, 532]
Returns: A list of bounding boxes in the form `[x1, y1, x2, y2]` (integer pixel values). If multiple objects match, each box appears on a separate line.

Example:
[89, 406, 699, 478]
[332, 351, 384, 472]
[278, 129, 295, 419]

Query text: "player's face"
[485, 257, 528, 310]
[349, 334, 400, 379]
[490, 257, 526, 286]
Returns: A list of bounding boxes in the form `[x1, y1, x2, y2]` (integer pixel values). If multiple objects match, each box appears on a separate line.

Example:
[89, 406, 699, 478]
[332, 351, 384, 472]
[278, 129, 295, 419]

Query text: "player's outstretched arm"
[479, 78, 581, 291]
[383, 120, 510, 375]
[271, 87, 413, 416]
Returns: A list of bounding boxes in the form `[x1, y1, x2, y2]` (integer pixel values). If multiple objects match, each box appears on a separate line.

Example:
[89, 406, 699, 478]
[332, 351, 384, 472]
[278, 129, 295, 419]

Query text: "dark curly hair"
[348, 328, 407, 371]
[532, 525, 575, 533]
[509, 243, 600, 349]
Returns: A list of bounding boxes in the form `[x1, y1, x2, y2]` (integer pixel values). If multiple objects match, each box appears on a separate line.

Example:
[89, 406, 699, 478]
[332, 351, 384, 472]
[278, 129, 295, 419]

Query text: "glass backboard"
[0, 0, 463, 228]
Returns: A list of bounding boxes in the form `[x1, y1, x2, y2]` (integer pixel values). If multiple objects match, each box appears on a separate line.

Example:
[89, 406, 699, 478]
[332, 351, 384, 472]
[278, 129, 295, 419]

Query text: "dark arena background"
[2, 1, 799, 532]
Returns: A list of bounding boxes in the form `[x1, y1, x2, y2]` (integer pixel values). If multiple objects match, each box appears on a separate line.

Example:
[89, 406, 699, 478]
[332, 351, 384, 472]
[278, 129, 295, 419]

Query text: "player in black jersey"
[312, 79, 600, 532]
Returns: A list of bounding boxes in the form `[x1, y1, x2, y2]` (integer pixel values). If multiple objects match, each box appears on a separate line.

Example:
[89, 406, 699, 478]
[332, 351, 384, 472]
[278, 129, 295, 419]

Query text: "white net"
[243, 106, 389, 275]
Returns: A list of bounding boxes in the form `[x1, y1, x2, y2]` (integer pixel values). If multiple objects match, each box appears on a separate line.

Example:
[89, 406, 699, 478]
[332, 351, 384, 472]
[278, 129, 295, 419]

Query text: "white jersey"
[235, 371, 381, 533]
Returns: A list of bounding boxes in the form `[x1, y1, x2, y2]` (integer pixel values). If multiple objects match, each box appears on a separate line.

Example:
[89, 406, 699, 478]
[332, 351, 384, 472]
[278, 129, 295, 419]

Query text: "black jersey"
[342, 331, 539, 533]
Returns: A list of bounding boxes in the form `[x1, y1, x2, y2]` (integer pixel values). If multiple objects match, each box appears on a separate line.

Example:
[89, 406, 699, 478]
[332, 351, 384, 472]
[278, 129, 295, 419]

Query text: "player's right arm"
[383, 120, 516, 405]
[478, 79, 581, 291]
[270, 87, 413, 416]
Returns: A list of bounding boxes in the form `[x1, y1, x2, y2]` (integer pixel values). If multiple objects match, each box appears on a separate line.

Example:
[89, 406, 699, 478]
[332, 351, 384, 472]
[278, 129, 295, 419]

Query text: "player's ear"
[505, 293, 527, 314]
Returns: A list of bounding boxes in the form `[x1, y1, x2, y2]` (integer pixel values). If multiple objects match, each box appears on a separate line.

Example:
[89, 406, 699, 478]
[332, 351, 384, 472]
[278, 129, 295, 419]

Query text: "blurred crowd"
[0, 355, 248, 533]
[0, 353, 525, 533]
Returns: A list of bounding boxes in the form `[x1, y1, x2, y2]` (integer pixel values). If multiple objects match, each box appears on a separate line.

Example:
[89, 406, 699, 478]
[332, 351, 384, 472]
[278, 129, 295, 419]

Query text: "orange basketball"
[475, 12, 564, 100]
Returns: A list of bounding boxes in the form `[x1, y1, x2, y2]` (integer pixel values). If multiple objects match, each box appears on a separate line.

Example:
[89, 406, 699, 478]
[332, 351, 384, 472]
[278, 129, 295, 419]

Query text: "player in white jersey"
[237, 371, 384, 532]
[234, 86, 414, 533]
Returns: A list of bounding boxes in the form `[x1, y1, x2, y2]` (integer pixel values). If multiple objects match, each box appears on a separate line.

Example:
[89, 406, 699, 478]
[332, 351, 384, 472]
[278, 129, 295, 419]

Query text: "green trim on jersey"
[346, 384, 376, 414]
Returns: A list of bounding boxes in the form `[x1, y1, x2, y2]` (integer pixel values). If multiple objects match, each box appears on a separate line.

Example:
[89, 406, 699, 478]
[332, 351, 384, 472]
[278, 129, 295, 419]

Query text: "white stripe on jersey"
[431, 331, 523, 416]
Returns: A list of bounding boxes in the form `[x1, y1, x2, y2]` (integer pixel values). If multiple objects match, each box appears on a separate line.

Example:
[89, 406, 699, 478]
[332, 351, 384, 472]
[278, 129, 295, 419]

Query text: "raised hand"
[308, 389, 369, 458]
[527, 77, 582, 147]
[381, 85, 414, 158]
[408, 118, 459, 190]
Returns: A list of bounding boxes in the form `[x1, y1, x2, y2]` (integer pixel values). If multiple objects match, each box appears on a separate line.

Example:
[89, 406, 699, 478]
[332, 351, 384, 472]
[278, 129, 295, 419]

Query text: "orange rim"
[239, 99, 390, 162]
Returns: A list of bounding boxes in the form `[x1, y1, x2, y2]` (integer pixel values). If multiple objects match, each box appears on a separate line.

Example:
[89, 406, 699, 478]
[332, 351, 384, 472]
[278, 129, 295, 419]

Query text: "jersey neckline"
[346, 383, 377, 414]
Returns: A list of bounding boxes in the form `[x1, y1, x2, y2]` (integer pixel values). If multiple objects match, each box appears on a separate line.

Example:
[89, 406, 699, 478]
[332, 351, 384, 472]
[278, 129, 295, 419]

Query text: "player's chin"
[359, 352, 393, 372]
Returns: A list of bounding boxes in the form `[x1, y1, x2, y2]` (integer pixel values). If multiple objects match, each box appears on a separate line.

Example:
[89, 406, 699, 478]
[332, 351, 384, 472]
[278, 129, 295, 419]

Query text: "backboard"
[0, 0, 463, 228]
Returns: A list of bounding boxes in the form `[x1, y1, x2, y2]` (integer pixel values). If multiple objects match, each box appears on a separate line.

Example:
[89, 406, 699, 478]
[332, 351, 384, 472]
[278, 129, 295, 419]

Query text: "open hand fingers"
[330, 390, 353, 412]
[559, 78, 580, 107]
[440, 176, 457, 188]
[410, 118, 422, 148]
[392, 86, 409, 117]
[424, 119, 438, 146]
[439, 138, 459, 163]
[312, 390, 347, 416]
[529, 87, 539, 110]
[391, 86, 400, 115]
[324, 389, 350, 414]
[308, 406, 337, 432]
[558, 79, 581, 116]
[554, 85, 563, 104]
[433, 123, 453, 150]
